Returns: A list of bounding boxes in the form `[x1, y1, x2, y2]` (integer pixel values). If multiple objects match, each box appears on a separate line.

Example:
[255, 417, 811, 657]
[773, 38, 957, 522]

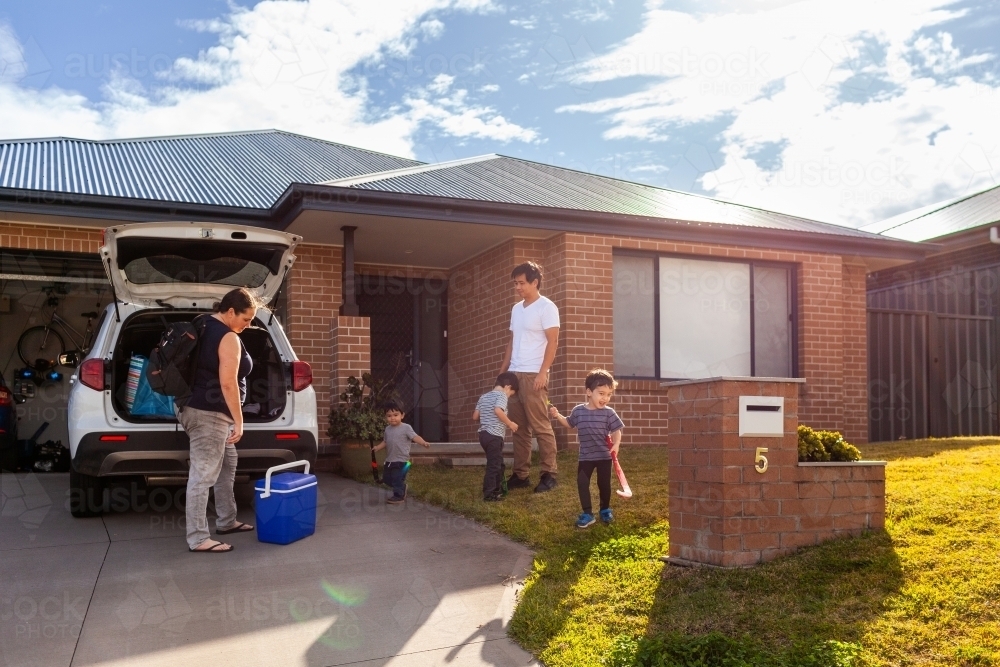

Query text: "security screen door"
[356, 275, 449, 441]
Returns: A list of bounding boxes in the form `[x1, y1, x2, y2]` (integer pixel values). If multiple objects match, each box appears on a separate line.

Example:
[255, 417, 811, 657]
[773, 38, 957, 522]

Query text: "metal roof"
[0, 130, 422, 209]
[861, 183, 1000, 242]
[324, 154, 886, 240]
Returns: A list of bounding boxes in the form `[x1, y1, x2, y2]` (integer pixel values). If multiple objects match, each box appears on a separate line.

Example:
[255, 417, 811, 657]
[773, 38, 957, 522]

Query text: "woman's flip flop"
[216, 521, 255, 535]
[189, 540, 234, 553]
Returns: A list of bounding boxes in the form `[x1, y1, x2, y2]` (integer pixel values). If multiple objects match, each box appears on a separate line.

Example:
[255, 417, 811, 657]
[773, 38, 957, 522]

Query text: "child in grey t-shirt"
[372, 401, 429, 503]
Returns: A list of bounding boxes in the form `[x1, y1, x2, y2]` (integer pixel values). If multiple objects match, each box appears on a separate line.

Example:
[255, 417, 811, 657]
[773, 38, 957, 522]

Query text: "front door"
[356, 275, 448, 441]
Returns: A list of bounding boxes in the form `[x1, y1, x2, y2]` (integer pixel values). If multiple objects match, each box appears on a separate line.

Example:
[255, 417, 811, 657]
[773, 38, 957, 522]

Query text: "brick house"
[0, 130, 930, 449]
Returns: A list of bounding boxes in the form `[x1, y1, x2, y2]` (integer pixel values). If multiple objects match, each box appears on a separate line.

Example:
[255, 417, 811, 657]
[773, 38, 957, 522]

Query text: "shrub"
[798, 425, 830, 462]
[798, 425, 862, 462]
[327, 373, 396, 444]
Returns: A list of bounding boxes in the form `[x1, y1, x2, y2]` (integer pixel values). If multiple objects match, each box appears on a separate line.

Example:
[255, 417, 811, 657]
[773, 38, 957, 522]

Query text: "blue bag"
[131, 356, 175, 417]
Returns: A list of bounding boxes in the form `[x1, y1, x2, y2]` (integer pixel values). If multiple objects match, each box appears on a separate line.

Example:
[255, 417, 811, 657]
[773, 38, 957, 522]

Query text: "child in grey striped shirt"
[472, 372, 520, 501]
[549, 369, 624, 528]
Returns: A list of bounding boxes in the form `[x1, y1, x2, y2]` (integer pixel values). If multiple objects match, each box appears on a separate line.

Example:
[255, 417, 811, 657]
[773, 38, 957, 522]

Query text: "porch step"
[439, 457, 515, 468]
[321, 440, 534, 468]
[413, 441, 521, 466]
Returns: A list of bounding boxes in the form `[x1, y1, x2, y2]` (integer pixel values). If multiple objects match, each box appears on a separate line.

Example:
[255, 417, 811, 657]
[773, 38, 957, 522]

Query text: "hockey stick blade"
[612, 451, 633, 498]
[605, 434, 633, 498]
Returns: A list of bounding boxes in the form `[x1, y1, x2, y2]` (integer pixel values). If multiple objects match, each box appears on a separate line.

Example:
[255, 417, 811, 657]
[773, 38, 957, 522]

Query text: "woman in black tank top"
[176, 287, 259, 554]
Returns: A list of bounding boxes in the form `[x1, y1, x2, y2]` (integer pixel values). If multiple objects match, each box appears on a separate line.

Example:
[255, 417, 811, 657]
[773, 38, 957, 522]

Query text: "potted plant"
[328, 373, 397, 479]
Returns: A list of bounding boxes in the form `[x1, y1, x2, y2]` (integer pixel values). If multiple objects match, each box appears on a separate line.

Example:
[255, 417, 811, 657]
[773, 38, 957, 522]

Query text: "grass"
[342, 437, 1000, 666]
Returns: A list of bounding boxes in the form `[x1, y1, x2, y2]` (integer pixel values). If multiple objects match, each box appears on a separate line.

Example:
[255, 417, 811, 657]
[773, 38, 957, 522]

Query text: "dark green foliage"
[327, 373, 396, 444]
[797, 425, 829, 462]
[797, 425, 862, 462]
[603, 633, 861, 667]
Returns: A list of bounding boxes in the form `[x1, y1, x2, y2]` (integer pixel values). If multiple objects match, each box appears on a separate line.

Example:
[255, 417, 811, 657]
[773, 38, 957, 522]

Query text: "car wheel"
[69, 467, 107, 517]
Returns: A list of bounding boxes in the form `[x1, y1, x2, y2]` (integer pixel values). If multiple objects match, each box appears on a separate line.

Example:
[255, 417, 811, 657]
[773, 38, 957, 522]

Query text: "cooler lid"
[255, 472, 317, 493]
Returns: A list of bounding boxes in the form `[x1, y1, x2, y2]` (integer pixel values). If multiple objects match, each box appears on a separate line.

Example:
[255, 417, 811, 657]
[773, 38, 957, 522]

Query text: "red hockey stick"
[606, 435, 632, 498]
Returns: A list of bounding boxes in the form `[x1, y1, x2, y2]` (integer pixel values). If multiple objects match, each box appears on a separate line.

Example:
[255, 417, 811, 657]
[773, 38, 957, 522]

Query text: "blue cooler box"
[255, 461, 317, 545]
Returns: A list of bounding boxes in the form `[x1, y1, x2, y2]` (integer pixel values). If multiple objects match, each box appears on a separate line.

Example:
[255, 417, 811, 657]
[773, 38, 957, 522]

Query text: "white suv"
[66, 222, 317, 517]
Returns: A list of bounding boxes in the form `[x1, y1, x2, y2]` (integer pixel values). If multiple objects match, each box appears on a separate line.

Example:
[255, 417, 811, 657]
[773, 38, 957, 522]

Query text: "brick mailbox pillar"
[665, 377, 885, 568]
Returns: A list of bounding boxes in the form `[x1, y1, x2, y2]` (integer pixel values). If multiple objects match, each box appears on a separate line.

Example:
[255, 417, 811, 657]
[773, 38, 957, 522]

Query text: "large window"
[613, 252, 796, 379]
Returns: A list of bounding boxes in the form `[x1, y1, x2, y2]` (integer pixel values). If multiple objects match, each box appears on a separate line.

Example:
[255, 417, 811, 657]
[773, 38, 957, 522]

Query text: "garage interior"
[1, 248, 113, 464]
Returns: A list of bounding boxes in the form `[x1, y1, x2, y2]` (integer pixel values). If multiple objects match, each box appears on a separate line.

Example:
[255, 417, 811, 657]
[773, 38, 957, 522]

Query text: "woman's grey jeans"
[176, 406, 238, 549]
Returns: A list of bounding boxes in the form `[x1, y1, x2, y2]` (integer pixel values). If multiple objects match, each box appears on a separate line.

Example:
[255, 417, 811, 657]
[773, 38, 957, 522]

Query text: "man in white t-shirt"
[499, 261, 560, 493]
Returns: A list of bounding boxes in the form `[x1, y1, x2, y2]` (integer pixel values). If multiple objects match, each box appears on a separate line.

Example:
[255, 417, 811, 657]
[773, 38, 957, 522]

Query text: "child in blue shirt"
[549, 369, 624, 528]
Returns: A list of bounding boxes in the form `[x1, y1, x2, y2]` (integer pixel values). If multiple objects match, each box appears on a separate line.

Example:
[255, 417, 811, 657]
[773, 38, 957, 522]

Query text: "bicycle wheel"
[18, 326, 66, 370]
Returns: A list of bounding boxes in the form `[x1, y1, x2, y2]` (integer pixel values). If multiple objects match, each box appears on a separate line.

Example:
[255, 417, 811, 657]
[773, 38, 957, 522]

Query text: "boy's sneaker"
[483, 492, 503, 502]
[386, 496, 405, 504]
[506, 474, 531, 489]
[600, 508, 614, 524]
[576, 513, 596, 529]
[534, 472, 557, 493]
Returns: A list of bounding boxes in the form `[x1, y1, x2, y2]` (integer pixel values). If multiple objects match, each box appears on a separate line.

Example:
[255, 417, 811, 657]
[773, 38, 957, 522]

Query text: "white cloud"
[557, 0, 1000, 225]
[405, 78, 540, 143]
[420, 18, 446, 39]
[428, 73, 455, 94]
[0, 0, 528, 158]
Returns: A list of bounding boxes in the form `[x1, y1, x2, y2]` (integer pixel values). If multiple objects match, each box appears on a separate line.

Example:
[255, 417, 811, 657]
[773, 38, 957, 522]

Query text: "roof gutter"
[0, 187, 273, 225]
[276, 184, 937, 261]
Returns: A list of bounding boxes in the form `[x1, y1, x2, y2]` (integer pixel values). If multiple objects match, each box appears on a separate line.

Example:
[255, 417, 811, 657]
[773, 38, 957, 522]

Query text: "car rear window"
[117, 239, 285, 287]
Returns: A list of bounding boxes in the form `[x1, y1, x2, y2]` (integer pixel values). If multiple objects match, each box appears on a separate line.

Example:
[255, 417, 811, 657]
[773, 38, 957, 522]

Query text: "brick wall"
[667, 378, 884, 567]
[330, 316, 371, 403]
[842, 260, 869, 443]
[286, 243, 342, 445]
[0, 221, 102, 253]
[543, 233, 615, 449]
[613, 380, 671, 447]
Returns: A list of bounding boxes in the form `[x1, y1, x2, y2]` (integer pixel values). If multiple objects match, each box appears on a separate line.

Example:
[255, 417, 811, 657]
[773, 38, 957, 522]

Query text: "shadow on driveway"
[0, 472, 540, 667]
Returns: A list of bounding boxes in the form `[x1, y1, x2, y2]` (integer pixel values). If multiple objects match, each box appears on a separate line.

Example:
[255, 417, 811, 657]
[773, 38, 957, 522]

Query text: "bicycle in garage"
[17, 288, 100, 370]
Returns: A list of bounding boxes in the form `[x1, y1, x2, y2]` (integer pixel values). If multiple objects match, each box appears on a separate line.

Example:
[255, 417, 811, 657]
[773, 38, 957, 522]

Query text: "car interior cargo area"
[111, 310, 288, 423]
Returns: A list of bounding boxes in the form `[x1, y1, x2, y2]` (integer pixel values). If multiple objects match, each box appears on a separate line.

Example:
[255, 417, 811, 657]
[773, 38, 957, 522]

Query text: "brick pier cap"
[663, 376, 886, 568]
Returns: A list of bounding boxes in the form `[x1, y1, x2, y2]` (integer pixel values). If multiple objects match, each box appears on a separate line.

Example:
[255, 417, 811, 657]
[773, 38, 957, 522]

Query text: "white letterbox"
[738, 396, 784, 437]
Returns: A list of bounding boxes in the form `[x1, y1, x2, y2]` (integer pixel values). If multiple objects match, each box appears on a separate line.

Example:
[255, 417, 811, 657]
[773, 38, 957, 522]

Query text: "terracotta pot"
[339, 439, 385, 479]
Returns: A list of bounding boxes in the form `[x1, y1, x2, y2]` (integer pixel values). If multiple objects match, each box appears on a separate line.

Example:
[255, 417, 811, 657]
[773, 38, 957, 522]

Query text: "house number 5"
[754, 447, 769, 473]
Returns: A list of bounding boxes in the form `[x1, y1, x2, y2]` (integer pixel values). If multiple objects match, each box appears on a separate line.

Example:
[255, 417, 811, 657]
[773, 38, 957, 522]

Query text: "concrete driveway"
[0, 472, 540, 667]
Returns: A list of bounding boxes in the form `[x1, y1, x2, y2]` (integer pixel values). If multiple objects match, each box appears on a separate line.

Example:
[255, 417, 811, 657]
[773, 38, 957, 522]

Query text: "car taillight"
[80, 358, 105, 391]
[0, 387, 10, 407]
[275, 433, 299, 440]
[100, 435, 128, 442]
[291, 361, 312, 392]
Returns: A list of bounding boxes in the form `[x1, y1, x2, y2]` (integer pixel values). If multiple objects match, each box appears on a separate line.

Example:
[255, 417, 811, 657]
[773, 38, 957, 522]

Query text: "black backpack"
[146, 315, 210, 406]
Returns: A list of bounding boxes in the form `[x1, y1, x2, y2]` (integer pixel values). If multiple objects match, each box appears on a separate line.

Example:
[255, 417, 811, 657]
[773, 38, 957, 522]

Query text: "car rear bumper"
[72, 430, 317, 477]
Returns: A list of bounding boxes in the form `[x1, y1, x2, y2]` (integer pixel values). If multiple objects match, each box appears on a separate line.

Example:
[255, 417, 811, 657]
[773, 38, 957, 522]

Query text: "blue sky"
[1, 0, 999, 227]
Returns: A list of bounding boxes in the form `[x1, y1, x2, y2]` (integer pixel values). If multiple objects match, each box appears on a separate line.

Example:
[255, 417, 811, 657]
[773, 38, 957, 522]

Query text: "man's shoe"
[386, 495, 405, 504]
[484, 493, 503, 502]
[533, 472, 557, 493]
[600, 508, 614, 524]
[576, 513, 596, 529]
[506, 474, 531, 489]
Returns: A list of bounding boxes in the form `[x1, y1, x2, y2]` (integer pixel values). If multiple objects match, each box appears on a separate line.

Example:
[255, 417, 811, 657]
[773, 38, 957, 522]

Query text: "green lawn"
[345, 437, 1000, 666]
